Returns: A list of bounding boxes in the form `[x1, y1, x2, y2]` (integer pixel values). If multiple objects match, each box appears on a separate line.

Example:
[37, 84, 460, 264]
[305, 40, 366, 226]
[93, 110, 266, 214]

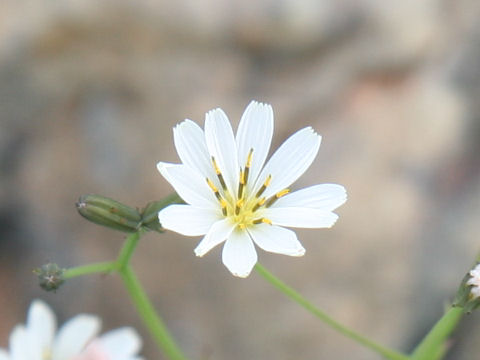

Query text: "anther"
[206, 178, 224, 202]
[235, 199, 244, 215]
[206, 178, 218, 192]
[220, 199, 228, 216]
[255, 175, 272, 198]
[211, 156, 227, 190]
[253, 217, 272, 225]
[265, 188, 290, 207]
[211, 156, 221, 175]
[251, 197, 266, 212]
[238, 168, 245, 199]
[244, 148, 253, 184]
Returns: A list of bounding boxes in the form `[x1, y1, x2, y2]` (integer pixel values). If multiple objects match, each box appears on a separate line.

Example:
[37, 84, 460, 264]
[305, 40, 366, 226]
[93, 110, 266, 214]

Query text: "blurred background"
[1, 0, 480, 359]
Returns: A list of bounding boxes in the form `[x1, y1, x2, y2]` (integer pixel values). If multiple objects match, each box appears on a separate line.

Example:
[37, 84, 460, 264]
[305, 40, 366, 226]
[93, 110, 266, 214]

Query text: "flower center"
[206, 149, 289, 230]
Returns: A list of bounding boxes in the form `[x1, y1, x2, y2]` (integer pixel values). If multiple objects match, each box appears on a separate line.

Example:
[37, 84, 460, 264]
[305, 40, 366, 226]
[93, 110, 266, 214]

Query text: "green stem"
[120, 265, 187, 360]
[64, 261, 116, 279]
[63, 226, 188, 360]
[255, 263, 409, 360]
[411, 306, 463, 360]
[116, 231, 142, 270]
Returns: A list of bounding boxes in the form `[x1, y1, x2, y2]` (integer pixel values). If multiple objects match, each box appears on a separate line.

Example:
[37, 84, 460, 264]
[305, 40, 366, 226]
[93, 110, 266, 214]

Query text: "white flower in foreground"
[467, 264, 480, 299]
[0, 300, 143, 360]
[158, 100, 347, 277]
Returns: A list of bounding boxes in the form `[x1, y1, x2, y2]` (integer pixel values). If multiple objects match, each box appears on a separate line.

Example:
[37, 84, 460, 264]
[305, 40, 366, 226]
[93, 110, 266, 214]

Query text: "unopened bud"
[34, 263, 65, 292]
[453, 263, 480, 313]
[76, 194, 141, 233]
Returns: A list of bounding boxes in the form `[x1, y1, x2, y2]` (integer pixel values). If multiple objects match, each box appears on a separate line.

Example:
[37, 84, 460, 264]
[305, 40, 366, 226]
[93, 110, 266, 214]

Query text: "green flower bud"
[34, 263, 65, 292]
[76, 194, 142, 233]
[453, 263, 480, 313]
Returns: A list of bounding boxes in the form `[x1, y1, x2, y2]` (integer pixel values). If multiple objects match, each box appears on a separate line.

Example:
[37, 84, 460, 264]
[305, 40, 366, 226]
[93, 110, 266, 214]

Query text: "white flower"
[158, 100, 347, 278]
[467, 264, 480, 299]
[0, 300, 143, 360]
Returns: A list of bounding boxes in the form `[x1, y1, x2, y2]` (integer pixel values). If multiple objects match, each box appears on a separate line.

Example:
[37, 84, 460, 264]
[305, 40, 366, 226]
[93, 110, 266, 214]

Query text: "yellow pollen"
[211, 157, 221, 175]
[246, 149, 254, 168]
[256, 174, 272, 198]
[253, 217, 272, 225]
[276, 188, 290, 198]
[220, 198, 227, 208]
[206, 178, 218, 192]
[203, 153, 275, 228]
[251, 197, 266, 212]
[239, 169, 245, 185]
[235, 198, 244, 215]
[264, 175, 272, 187]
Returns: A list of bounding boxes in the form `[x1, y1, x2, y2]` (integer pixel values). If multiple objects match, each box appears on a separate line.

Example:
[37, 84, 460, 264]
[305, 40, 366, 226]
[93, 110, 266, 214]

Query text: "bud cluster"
[34, 263, 65, 292]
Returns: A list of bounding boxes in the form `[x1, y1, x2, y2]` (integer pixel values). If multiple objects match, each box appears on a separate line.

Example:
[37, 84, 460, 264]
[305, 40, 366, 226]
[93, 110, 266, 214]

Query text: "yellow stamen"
[253, 217, 272, 225]
[264, 175, 272, 187]
[252, 197, 266, 212]
[211, 156, 227, 190]
[211, 156, 221, 175]
[206, 178, 218, 192]
[266, 188, 290, 207]
[239, 169, 246, 185]
[276, 189, 290, 198]
[255, 174, 272, 198]
[220, 198, 228, 216]
[246, 149, 253, 168]
[235, 198, 244, 215]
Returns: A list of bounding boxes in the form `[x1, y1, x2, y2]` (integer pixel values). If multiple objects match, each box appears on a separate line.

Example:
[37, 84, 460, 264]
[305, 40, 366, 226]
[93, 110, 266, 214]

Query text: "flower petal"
[265, 207, 338, 228]
[273, 184, 347, 211]
[0, 349, 10, 360]
[26, 300, 56, 353]
[249, 224, 305, 256]
[52, 315, 100, 360]
[159, 205, 220, 236]
[9, 326, 33, 360]
[194, 218, 235, 257]
[222, 230, 257, 277]
[98, 327, 141, 359]
[173, 119, 218, 182]
[236, 101, 274, 189]
[157, 162, 218, 209]
[254, 127, 321, 200]
[204, 108, 239, 195]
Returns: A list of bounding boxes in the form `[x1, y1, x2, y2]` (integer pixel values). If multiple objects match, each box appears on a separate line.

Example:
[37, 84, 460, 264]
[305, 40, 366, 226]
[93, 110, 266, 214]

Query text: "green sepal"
[140, 193, 184, 233]
[141, 201, 166, 232]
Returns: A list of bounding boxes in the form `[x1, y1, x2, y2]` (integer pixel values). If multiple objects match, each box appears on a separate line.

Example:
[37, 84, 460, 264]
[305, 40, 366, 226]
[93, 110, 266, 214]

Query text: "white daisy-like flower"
[467, 264, 480, 299]
[158, 100, 347, 278]
[0, 300, 143, 360]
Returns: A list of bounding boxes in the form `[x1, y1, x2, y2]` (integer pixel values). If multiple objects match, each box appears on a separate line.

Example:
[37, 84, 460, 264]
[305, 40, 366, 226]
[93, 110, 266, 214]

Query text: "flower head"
[467, 264, 480, 299]
[0, 300, 143, 360]
[158, 101, 347, 277]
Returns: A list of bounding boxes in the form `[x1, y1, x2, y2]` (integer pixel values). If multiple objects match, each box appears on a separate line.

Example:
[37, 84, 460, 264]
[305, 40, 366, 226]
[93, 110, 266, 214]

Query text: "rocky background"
[1, 0, 480, 359]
